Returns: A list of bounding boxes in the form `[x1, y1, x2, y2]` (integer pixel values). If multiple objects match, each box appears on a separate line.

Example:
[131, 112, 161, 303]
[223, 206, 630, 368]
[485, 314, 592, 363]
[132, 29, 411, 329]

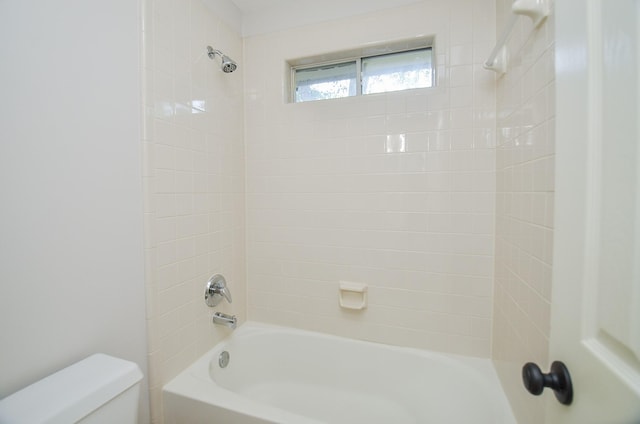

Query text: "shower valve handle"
[522, 361, 573, 405]
[205, 274, 232, 307]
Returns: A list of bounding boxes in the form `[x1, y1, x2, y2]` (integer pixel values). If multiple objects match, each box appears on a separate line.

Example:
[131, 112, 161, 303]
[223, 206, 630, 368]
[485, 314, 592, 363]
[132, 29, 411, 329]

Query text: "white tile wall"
[244, 0, 497, 357]
[141, 0, 559, 421]
[142, 0, 245, 422]
[492, 0, 556, 423]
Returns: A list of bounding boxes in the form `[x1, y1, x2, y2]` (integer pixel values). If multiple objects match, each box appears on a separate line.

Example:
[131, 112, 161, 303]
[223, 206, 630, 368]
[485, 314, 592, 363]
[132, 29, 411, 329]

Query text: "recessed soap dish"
[339, 281, 367, 310]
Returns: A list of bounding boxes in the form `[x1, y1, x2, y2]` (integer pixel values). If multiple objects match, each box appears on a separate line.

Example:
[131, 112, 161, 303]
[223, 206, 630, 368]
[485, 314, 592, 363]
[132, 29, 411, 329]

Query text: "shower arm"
[207, 46, 223, 59]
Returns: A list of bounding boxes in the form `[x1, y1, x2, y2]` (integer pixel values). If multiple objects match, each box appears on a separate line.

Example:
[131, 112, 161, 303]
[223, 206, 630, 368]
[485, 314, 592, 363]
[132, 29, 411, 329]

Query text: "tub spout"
[212, 312, 237, 329]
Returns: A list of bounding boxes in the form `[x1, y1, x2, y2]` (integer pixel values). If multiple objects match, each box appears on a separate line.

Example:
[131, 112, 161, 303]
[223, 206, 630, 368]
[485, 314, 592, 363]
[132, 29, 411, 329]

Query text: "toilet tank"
[0, 354, 143, 424]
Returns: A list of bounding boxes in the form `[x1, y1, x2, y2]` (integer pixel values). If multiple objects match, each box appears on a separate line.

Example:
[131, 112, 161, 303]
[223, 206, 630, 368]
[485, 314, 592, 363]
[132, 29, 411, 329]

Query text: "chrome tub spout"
[212, 312, 237, 329]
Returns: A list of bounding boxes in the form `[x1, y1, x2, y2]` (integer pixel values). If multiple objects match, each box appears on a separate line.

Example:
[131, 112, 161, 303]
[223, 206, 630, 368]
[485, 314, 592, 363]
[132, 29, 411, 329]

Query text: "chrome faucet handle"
[205, 274, 232, 307]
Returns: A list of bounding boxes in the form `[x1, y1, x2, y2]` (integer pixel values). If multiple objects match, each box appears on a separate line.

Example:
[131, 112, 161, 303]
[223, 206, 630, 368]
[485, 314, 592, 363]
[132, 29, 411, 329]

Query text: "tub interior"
[165, 322, 516, 424]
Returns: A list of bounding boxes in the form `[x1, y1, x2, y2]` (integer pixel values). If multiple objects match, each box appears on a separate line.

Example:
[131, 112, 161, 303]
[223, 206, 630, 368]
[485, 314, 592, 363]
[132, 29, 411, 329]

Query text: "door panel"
[550, 0, 640, 422]
[597, 0, 640, 360]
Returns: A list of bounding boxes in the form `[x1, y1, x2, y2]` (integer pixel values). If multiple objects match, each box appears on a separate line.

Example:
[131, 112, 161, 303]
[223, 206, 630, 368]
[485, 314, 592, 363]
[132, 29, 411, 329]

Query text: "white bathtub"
[163, 322, 516, 424]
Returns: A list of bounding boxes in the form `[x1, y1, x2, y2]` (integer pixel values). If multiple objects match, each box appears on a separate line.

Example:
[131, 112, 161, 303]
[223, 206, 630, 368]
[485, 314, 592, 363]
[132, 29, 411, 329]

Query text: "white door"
[549, 0, 640, 423]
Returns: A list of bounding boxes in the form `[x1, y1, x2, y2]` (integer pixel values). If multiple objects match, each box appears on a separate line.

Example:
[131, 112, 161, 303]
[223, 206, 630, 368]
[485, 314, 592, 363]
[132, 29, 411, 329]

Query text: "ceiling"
[222, 0, 425, 36]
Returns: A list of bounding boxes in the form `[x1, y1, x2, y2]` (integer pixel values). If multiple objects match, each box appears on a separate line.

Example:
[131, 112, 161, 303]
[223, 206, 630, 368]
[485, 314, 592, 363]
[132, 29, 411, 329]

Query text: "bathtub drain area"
[218, 351, 230, 368]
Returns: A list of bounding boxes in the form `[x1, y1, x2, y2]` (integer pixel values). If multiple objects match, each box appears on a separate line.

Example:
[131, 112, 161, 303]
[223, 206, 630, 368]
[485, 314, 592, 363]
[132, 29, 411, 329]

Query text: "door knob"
[522, 361, 573, 405]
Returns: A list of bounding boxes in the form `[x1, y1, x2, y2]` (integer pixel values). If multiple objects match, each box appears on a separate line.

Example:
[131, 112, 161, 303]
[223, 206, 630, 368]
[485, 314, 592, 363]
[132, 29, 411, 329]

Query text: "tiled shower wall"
[491, 0, 556, 423]
[244, 0, 497, 356]
[141, 0, 245, 421]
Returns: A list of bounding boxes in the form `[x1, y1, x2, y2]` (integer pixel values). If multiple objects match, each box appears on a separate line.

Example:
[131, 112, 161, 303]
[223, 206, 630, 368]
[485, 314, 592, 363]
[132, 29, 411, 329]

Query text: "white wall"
[244, 0, 497, 357]
[0, 0, 149, 421]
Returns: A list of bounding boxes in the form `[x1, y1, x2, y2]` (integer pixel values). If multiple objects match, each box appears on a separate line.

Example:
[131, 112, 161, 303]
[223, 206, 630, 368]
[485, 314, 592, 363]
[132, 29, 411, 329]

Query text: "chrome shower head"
[207, 46, 238, 73]
[220, 55, 237, 73]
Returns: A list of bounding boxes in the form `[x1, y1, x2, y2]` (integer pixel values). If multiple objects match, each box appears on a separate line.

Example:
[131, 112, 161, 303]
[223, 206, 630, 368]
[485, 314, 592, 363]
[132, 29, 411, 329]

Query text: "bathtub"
[163, 322, 516, 424]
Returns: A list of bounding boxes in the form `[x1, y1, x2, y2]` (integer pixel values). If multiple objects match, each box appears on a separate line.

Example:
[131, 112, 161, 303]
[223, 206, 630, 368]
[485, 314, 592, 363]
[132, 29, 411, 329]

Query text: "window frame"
[289, 38, 435, 103]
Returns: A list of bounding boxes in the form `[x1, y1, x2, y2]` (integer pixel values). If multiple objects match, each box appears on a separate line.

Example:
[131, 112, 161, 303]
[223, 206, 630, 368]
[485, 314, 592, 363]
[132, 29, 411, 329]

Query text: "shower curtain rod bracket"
[512, 0, 549, 29]
[483, 0, 549, 75]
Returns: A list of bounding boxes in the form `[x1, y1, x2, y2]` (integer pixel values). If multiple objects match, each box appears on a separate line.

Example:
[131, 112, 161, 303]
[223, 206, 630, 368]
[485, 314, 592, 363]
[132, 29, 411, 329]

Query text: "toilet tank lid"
[0, 353, 143, 424]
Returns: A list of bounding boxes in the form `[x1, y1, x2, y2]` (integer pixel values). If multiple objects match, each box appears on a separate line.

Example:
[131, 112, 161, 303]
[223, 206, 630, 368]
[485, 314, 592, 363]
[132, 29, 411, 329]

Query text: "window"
[292, 44, 434, 103]
[361, 49, 433, 95]
[295, 61, 357, 102]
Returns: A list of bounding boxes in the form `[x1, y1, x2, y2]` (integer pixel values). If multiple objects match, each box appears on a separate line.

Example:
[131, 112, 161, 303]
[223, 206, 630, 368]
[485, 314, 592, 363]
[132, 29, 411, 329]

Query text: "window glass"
[291, 46, 434, 103]
[295, 61, 357, 103]
[362, 48, 433, 95]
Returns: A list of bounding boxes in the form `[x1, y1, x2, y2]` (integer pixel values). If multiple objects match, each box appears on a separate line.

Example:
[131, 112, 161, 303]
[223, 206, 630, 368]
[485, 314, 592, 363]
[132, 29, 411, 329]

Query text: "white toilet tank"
[0, 353, 143, 424]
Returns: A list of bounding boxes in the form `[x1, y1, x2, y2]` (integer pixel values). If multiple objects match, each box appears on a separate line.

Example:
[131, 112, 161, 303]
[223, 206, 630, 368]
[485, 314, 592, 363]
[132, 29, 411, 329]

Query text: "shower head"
[207, 46, 238, 73]
[220, 56, 237, 73]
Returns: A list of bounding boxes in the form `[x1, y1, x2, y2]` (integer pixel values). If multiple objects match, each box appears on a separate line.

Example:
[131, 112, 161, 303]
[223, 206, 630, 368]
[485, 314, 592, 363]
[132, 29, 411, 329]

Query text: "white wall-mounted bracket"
[512, 0, 549, 28]
[483, 0, 549, 75]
